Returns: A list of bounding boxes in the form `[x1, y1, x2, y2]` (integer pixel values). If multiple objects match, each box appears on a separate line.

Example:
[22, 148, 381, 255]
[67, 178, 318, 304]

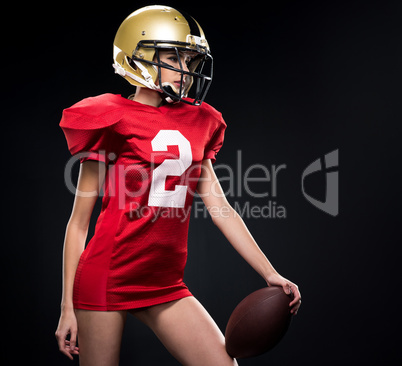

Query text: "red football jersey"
[60, 94, 226, 310]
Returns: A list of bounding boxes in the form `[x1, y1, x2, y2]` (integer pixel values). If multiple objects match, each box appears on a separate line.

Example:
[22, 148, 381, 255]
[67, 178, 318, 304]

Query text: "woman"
[55, 5, 301, 365]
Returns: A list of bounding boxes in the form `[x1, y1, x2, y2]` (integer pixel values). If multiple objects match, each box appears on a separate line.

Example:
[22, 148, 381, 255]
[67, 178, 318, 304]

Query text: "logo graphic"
[301, 149, 339, 216]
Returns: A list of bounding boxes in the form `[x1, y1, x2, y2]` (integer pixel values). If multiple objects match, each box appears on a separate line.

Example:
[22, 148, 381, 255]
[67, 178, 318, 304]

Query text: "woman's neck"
[131, 87, 165, 107]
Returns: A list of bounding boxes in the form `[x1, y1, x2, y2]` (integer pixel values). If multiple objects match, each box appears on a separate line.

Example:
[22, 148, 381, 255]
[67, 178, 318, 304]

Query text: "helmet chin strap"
[113, 62, 181, 104]
[161, 83, 183, 103]
[113, 61, 160, 90]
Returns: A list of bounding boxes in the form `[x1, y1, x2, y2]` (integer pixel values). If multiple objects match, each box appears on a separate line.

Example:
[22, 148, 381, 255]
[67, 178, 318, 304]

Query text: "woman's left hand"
[266, 273, 302, 315]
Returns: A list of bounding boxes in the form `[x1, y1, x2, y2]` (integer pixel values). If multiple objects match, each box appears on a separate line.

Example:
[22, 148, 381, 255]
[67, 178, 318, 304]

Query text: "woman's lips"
[174, 78, 186, 87]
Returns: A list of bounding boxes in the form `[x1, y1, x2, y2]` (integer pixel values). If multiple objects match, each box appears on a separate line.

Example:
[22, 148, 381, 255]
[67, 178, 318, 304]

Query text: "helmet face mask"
[133, 41, 213, 105]
[113, 6, 213, 106]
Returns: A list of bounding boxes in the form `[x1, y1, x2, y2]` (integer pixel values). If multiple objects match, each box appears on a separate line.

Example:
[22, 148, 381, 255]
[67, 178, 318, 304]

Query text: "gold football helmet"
[113, 5, 213, 105]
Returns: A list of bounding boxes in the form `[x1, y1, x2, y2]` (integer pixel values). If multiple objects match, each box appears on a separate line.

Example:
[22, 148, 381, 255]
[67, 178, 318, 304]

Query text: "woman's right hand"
[55, 307, 79, 360]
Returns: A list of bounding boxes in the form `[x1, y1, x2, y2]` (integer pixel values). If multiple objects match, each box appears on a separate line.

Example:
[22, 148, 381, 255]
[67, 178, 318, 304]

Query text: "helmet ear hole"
[127, 57, 138, 71]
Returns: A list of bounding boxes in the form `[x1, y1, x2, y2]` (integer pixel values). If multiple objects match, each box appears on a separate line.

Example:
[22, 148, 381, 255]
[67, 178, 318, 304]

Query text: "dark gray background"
[4, 1, 401, 365]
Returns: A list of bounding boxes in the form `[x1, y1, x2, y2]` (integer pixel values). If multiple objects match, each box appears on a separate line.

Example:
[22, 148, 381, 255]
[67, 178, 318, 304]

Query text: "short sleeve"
[203, 117, 227, 164]
[59, 103, 120, 165]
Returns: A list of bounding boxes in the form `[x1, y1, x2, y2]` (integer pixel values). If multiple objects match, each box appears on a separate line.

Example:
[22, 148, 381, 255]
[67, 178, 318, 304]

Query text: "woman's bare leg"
[75, 310, 127, 366]
[130, 297, 238, 366]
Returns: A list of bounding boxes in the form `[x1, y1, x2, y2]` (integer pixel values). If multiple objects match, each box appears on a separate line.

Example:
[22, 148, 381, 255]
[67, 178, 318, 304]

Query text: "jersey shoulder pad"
[60, 94, 128, 130]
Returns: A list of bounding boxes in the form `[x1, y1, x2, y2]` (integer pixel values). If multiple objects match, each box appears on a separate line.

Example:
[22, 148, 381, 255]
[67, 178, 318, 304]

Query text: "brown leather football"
[225, 286, 293, 358]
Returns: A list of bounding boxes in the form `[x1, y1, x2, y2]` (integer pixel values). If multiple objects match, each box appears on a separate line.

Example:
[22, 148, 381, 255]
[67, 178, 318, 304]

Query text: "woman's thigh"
[130, 297, 238, 366]
[75, 309, 127, 366]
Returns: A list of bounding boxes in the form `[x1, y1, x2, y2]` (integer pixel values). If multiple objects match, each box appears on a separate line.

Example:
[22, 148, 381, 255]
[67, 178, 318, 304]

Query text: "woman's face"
[156, 49, 194, 92]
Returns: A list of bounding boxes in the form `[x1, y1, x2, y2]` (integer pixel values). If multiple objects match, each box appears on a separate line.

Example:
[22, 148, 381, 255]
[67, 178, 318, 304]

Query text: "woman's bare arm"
[55, 160, 106, 359]
[196, 159, 301, 314]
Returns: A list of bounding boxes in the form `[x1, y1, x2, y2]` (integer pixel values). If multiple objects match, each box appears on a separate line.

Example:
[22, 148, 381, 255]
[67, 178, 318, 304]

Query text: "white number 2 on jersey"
[148, 130, 192, 208]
